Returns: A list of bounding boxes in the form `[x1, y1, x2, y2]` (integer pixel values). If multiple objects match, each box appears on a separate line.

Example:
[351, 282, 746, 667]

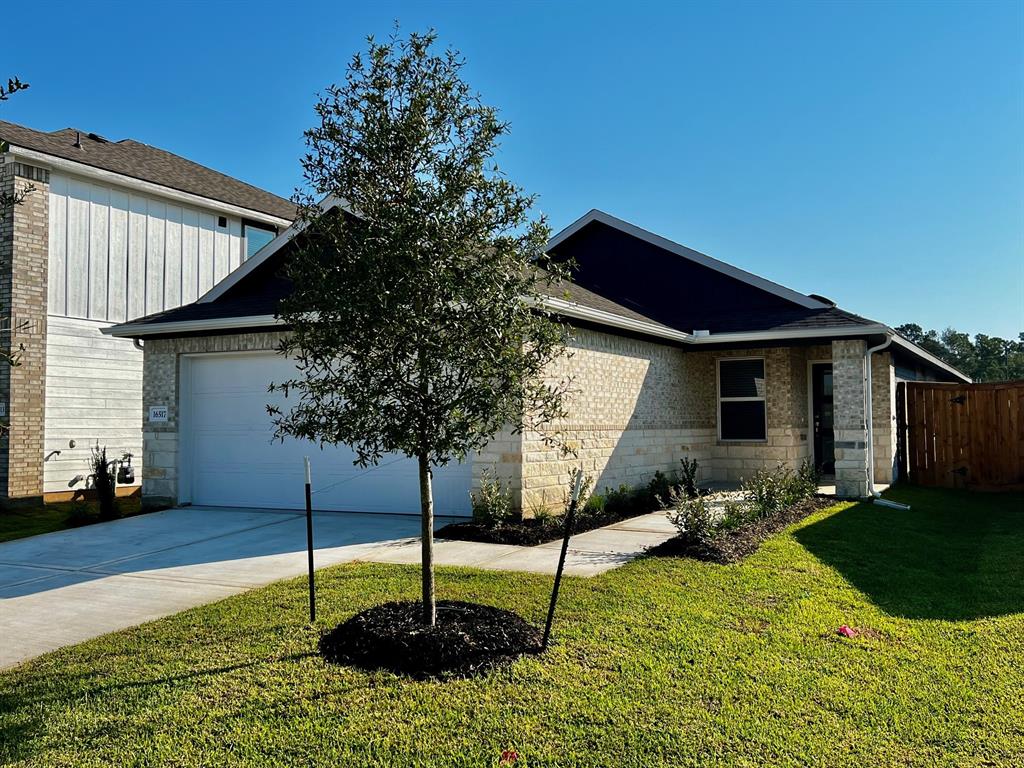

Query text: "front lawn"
[1, 487, 1021, 766]
[0, 497, 144, 544]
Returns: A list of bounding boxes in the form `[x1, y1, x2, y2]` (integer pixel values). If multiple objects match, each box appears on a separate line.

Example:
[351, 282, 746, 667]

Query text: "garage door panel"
[185, 354, 471, 516]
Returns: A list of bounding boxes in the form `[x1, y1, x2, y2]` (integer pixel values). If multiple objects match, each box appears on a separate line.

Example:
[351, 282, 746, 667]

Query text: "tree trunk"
[418, 452, 436, 626]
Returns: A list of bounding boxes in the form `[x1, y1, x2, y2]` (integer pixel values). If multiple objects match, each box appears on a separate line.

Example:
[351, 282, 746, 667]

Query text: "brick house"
[0, 121, 293, 504]
[105, 203, 968, 516]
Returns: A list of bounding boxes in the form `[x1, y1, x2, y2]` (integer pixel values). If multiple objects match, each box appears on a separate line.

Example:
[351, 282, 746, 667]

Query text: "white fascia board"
[688, 324, 890, 344]
[4, 145, 292, 228]
[101, 315, 285, 338]
[547, 209, 828, 311]
[198, 193, 348, 304]
[890, 335, 971, 383]
[540, 296, 694, 343]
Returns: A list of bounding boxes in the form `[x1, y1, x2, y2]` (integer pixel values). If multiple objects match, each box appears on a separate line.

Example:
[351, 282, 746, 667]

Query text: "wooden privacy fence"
[896, 381, 1024, 489]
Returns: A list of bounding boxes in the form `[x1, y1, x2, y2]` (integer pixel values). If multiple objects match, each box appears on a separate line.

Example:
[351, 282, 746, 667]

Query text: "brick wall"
[871, 349, 896, 484]
[0, 159, 50, 501]
[140, 327, 894, 511]
[832, 338, 868, 497]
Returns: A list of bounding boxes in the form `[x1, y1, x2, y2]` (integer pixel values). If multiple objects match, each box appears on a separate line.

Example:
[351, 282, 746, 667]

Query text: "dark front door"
[811, 363, 835, 475]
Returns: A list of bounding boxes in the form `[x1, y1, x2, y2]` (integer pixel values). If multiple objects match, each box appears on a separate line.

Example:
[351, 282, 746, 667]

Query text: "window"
[243, 221, 277, 259]
[718, 358, 767, 441]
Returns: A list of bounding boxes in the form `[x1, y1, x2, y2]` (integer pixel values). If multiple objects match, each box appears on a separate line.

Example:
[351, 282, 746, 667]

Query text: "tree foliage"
[896, 324, 1024, 382]
[270, 30, 571, 623]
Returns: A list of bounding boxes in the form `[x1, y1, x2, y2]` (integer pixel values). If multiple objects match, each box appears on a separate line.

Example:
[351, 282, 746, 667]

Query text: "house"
[0, 121, 294, 504]
[104, 202, 968, 516]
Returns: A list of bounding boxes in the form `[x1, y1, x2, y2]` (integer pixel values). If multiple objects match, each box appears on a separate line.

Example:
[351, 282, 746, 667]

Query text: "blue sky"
[4, 0, 1021, 337]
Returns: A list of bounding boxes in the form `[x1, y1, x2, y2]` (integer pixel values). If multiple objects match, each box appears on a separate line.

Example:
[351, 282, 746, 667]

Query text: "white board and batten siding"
[43, 172, 248, 495]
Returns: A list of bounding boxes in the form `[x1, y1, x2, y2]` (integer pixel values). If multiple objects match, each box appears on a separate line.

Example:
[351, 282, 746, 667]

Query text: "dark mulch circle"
[318, 600, 543, 679]
[647, 496, 837, 564]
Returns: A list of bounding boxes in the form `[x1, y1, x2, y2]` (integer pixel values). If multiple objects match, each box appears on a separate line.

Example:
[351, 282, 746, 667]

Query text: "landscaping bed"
[435, 502, 655, 546]
[438, 468, 683, 546]
[649, 494, 837, 564]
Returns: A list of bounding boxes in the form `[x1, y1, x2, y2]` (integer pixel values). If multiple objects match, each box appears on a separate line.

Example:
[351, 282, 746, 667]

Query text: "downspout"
[864, 333, 910, 509]
[133, 338, 144, 352]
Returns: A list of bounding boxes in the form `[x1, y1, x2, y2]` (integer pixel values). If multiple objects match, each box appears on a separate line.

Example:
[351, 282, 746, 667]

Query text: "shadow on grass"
[794, 486, 1024, 621]
[0, 651, 315, 763]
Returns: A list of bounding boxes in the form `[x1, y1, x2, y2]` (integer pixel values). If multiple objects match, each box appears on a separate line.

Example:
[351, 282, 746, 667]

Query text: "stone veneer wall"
[500, 331, 836, 515]
[831, 339, 868, 497]
[512, 328, 718, 514]
[140, 327, 893, 509]
[0, 159, 50, 501]
[871, 350, 896, 484]
[141, 331, 289, 506]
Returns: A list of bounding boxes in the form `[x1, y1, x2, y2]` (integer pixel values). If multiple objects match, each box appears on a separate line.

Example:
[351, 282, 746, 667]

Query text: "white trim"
[547, 209, 828, 310]
[689, 324, 890, 344]
[4, 145, 292, 228]
[890, 334, 970, 383]
[806, 359, 832, 469]
[198, 193, 347, 303]
[538, 296, 694, 342]
[716, 356, 768, 442]
[102, 314, 284, 337]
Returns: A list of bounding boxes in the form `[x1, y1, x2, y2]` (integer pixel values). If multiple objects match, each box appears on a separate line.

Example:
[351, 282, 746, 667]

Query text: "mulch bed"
[318, 600, 543, 679]
[435, 506, 653, 547]
[646, 495, 837, 565]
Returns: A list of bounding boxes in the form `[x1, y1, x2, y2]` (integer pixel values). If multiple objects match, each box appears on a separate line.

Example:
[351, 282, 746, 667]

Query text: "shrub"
[644, 470, 675, 511]
[89, 444, 119, 521]
[679, 456, 700, 498]
[741, 462, 820, 519]
[564, 469, 594, 514]
[582, 491, 606, 516]
[603, 484, 634, 517]
[471, 471, 516, 526]
[791, 459, 821, 499]
[666, 487, 718, 547]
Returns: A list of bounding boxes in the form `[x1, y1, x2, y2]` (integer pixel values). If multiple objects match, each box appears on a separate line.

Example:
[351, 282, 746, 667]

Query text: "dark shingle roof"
[0, 120, 295, 221]
[117, 264, 674, 337]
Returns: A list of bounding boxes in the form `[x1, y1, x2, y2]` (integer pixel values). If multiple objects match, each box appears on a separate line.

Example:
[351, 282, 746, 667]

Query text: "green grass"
[0, 498, 144, 544]
[1, 487, 1021, 766]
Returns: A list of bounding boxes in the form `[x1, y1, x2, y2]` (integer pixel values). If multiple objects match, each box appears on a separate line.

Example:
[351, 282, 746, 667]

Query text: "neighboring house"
[0, 121, 293, 503]
[105, 202, 968, 516]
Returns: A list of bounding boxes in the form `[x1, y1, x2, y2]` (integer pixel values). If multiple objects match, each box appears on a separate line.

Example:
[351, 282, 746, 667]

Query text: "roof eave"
[3, 144, 292, 228]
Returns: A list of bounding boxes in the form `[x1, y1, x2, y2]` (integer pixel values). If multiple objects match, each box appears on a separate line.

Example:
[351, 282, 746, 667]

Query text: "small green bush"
[644, 470, 676, 511]
[679, 457, 700, 498]
[471, 471, 517, 525]
[741, 461, 820, 519]
[89, 444, 119, 521]
[666, 488, 718, 547]
[582, 491, 606, 515]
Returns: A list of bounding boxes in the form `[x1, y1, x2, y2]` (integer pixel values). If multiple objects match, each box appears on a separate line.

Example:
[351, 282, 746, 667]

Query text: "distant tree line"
[896, 324, 1024, 383]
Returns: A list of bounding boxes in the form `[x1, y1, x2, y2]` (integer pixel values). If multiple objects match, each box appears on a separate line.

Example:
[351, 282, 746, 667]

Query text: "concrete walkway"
[0, 506, 675, 669]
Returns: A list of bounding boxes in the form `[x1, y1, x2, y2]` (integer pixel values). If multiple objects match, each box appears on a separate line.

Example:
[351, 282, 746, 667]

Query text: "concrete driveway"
[0, 506, 676, 670]
[0, 507, 432, 669]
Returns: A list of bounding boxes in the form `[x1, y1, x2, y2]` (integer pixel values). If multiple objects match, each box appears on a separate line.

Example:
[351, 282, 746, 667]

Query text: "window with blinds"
[718, 358, 767, 441]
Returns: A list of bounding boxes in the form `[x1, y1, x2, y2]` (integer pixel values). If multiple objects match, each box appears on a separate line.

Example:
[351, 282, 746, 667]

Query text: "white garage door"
[182, 353, 472, 516]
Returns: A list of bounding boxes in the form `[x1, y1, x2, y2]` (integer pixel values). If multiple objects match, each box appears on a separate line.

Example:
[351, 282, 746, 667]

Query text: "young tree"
[270, 30, 570, 625]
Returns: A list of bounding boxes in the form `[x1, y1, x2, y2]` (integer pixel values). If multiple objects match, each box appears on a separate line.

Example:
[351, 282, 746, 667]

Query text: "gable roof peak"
[547, 209, 828, 311]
